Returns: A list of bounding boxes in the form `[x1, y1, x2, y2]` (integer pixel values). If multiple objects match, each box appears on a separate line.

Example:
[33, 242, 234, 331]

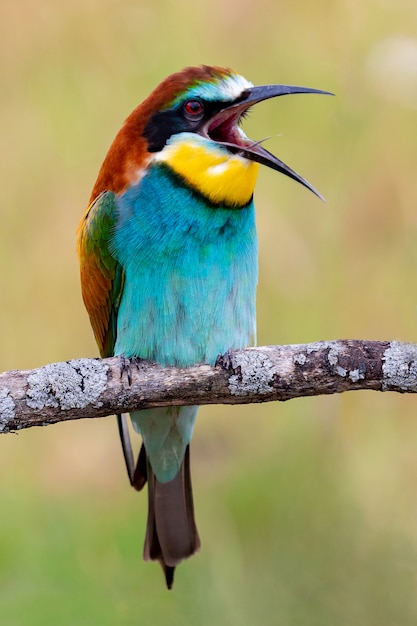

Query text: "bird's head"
[92, 66, 331, 206]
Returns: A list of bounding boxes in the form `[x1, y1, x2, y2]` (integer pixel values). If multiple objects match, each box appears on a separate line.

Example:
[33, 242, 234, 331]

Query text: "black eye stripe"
[143, 100, 223, 152]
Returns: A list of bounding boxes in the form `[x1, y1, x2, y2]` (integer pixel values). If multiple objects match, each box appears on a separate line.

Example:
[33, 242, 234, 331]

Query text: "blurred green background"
[1, 0, 417, 624]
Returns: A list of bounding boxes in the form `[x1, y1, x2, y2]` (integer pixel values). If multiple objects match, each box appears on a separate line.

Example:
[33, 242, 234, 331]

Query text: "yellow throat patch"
[155, 136, 259, 207]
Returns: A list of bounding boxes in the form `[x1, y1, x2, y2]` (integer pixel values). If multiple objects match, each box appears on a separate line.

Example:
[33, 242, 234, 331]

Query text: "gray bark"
[0, 340, 416, 433]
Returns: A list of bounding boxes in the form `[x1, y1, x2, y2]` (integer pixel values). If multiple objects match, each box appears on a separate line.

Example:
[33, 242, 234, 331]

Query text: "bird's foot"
[118, 355, 144, 386]
[215, 349, 237, 371]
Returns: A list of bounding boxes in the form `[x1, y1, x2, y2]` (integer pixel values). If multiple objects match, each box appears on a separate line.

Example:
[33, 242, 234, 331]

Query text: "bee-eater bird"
[77, 65, 330, 589]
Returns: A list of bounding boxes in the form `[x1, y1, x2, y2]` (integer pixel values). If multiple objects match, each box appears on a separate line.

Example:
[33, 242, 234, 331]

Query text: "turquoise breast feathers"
[111, 162, 258, 367]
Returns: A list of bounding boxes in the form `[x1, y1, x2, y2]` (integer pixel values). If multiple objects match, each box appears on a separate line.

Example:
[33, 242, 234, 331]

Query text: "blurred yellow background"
[1, 0, 417, 623]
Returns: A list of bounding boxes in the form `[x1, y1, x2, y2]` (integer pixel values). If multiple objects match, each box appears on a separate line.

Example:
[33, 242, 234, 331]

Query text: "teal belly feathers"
[111, 163, 257, 481]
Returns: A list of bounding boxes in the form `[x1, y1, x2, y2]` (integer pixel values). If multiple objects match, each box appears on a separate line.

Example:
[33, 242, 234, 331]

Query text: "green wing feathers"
[77, 191, 123, 357]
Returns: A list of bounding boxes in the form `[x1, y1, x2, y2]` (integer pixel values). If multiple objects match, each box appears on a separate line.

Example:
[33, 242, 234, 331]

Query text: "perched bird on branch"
[77, 65, 330, 588]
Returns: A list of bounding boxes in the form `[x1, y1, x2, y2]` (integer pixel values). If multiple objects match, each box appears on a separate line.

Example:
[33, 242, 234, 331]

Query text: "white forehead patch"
[217, 73, 254, 100]
[185, 73, 253, 103]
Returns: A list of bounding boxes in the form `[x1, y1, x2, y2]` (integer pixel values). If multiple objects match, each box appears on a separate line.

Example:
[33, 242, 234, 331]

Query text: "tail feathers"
[143, 445, 201, 589]
[117, 413, 135, 485]
[117, 414, 147, 491]
[117, 416, 200, 588]
[132, 443, 147, 491]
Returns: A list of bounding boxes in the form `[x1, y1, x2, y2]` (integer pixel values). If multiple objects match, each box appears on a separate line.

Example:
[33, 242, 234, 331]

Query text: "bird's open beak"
[203, 84, 333, 200]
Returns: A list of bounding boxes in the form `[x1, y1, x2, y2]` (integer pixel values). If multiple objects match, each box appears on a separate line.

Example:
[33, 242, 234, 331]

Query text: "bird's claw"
[119, 355, 143, 386]
[215, 349, 237, 371]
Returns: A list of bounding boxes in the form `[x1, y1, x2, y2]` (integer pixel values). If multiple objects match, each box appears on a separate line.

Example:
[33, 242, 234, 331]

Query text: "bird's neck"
[154, 134, 258, 208]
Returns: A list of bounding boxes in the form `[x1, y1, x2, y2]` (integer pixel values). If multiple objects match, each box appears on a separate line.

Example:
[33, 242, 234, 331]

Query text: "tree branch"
[1, 340, 416, 433]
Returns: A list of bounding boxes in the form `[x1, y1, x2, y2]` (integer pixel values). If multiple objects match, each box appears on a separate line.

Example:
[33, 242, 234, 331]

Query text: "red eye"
[184, 99, 204, 119]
